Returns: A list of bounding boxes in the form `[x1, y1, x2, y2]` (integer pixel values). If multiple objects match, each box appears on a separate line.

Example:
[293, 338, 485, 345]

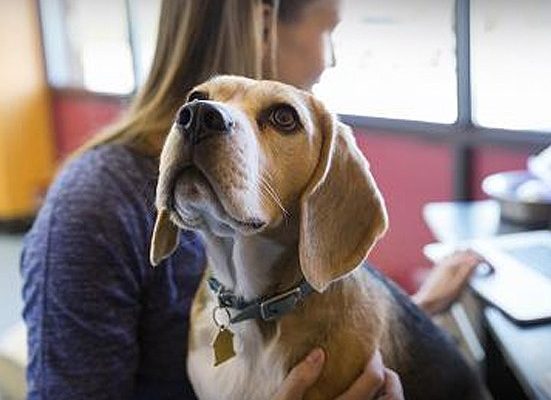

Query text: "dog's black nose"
[176, 101, 233, 144]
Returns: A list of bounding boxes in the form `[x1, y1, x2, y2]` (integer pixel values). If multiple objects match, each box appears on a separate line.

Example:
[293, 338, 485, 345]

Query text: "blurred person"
[21, 0, 479, 399]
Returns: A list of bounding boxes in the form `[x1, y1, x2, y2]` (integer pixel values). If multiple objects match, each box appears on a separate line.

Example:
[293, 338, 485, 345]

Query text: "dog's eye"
[269, 105, 299, 132]
[188, 91, 209, 102]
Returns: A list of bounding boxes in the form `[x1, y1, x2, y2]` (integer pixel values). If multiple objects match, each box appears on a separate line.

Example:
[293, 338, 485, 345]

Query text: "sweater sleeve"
[21, 148, 153, 400]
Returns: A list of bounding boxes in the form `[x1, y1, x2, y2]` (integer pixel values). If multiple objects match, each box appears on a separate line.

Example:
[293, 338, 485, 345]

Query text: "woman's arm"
[20, 148, 159, 400]
[21, 196, 143, 400]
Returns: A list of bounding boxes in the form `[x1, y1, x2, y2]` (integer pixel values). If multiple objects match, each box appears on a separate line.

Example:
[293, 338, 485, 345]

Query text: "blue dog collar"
[207, 277, 314, 323]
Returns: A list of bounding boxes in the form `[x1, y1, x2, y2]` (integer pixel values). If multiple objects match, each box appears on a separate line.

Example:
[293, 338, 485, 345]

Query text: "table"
[423, 200, 551, 400]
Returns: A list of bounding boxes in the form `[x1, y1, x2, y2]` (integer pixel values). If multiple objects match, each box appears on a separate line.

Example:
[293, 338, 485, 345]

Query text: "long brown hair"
[82, 0, 276, 157]
[81, 0, 315, 158]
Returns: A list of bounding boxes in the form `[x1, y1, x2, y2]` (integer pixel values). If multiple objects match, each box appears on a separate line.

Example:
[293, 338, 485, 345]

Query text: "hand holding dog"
[273, 348, 404, 400]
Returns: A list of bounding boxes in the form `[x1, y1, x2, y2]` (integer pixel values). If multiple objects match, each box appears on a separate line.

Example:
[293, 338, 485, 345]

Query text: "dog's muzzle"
[176, 100, 234, 145]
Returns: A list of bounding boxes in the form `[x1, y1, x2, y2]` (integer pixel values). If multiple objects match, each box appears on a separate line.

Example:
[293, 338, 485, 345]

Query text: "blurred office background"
[0, 0, 549, 398]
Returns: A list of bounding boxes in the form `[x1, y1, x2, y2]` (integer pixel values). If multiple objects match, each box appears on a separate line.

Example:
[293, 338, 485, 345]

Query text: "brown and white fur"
[150, 76, 485, 400]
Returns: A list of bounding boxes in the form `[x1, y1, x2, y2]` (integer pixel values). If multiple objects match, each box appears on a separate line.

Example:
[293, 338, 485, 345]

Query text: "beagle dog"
[150, 76, 485, 400]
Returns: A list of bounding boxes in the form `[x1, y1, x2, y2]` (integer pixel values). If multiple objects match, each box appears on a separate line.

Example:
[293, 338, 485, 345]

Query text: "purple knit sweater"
[21, 144, 205, 399]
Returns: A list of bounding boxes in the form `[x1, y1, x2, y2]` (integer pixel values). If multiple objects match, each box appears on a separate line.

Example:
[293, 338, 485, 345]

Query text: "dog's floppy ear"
[150, 208, 180, 266]
[299, 106, 388, 292]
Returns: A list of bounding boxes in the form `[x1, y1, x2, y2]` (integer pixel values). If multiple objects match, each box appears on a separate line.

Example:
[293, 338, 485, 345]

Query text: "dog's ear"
[150, 208, 180, 266]
[299, 106, 388, 292]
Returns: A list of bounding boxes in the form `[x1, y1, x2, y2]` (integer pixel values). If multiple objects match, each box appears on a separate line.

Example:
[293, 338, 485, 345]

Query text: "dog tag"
[212, 327, 236, 366]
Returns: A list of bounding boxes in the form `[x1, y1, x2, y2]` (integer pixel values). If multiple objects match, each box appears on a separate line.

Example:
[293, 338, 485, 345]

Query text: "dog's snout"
[176, 101, 233, 145]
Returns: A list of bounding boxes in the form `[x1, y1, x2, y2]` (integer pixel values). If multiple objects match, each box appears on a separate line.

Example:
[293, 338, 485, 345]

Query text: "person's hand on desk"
[273, 348, 404, 400]
[412, 249, 484, 316]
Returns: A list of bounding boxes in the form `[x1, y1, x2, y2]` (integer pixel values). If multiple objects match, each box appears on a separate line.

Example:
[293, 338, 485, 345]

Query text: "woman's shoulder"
[47, 143, 157, 212]
[30, 143, 158, 244]
[24, 143, 160, 268]
[54, 143, 155, 194]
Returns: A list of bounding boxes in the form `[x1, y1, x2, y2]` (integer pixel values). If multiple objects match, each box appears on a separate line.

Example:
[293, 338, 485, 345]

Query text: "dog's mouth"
[168, 166, 266, 236]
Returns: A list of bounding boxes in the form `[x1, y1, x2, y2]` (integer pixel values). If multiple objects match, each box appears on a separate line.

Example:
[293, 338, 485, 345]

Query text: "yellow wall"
[0, 0, 55, 219]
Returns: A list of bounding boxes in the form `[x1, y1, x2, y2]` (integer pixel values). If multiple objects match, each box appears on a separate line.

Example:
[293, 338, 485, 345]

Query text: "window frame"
[37, 0, 550, 198]
[340, 0, 549, 199]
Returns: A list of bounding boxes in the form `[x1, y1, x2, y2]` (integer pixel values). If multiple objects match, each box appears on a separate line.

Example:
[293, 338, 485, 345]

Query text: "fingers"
[457, 249, 485, 267]
[272, 348, 325, 400]
[376, 369, 405, 400]
[447, 249, 483, 270]
[273, 349, 403, 400]
[335, 351, 385, 400]
[440, 249, 484, 286]
[452, 250, 484, 284]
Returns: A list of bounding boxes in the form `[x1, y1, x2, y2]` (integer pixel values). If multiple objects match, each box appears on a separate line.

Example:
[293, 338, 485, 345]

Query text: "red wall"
[50, 94, 537, 293]
[471, 147, 531, 200]
[51, 92, 125, 158]
[355, 131, 453, 292]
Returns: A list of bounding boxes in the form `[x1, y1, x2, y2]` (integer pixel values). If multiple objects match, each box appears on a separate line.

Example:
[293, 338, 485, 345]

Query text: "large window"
[314, 0, 458, 124]
[39, 0, 551, 134]
[39, 0, 160, 95]
[470, 0, 551, 132]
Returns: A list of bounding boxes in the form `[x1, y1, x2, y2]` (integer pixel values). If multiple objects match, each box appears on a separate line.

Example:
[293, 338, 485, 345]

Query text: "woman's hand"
[412, 249, 484, 316]
[272, 348, 404, 400]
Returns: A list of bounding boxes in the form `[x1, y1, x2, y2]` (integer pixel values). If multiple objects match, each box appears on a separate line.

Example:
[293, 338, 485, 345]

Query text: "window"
[38, 0, 550, 136]
[39, 0, 160, 95]
[471, 0, 551, 132]
[313, 0, 458, 124]
[127, 0, 161, 85]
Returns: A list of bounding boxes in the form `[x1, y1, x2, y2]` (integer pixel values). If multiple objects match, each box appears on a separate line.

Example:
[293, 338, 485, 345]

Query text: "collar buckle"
[259, 287, 303, 321]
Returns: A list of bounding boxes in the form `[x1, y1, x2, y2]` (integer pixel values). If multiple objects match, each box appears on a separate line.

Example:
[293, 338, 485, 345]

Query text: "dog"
[150, 75, 485, 400]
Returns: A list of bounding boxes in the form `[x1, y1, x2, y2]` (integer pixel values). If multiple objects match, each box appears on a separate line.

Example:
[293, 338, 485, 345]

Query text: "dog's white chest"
[187, 312, 287, 400]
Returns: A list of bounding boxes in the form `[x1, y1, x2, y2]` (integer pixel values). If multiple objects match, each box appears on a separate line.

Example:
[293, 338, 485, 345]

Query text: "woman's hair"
[278, 0, 315, 23]
[81, 0, 314, 157]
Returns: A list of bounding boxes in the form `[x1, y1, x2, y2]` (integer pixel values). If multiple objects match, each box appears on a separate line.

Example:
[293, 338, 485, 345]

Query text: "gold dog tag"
[213, 327, 236, 366]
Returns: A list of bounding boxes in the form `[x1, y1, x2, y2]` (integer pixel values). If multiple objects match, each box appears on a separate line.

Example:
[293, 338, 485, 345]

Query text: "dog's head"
[150, 75, 388, 292]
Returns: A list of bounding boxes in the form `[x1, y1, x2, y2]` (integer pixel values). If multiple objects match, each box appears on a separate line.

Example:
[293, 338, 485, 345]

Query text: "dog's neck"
[197, 215, 390, 373]
[198, 217, 303, 302]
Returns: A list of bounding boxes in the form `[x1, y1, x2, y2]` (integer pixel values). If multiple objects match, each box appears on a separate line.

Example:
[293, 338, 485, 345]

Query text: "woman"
[21, 0, 479, 399]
